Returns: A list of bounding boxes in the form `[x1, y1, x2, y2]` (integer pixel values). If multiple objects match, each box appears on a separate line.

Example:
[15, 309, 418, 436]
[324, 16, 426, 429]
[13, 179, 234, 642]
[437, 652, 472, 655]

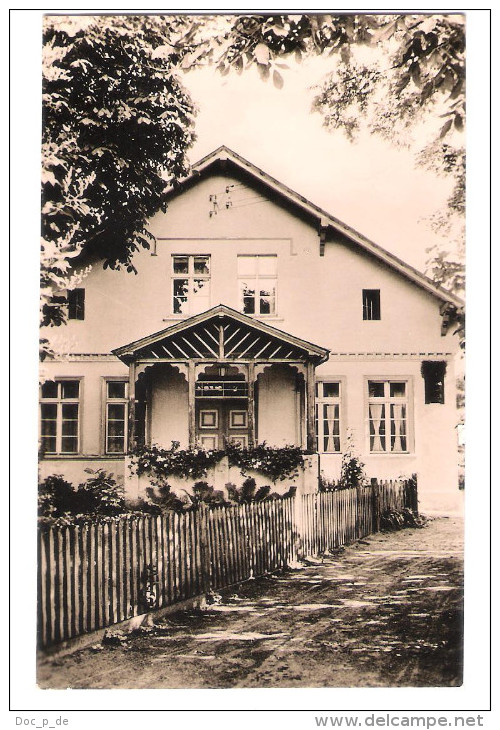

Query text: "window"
[40, 380, 80, 454]
[105, 381, 128, 454]
[362, 289, 381, 320]
[421, 361, 446, 404]
[238, 255, 277, 315]
[368, 380, 410, 453]
[315, 381, 341, 453]
[172, 255, 210, 315]
[68, 288, 85, 320]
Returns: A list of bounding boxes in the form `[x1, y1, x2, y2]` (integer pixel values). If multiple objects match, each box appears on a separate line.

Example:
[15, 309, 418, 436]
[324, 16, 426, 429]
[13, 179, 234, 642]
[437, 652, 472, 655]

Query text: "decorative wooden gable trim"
[113, 305, 330, 365]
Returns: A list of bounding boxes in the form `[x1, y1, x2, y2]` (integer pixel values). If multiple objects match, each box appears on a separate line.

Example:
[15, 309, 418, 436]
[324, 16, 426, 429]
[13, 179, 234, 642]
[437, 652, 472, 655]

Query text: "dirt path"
[37, 516, 463, 689]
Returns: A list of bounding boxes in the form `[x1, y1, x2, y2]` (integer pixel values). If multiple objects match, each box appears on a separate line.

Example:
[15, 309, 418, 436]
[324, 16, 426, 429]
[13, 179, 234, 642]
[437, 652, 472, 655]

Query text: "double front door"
[196, 399, 249, 450]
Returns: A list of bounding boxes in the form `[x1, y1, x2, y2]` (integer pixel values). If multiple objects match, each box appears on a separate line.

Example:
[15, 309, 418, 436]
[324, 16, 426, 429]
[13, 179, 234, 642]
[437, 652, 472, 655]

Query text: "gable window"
[362, 289, 381, 320]
[421, 361, 446, 404]
[105, 381, 128, 454]
[238, 255, 277, 315]
[172, 255, 210, 315]
[368, 380, 410, 453]
[68, 288, 85, 320]
[40, 380, 80, 454]
[315, 381, 342, 453]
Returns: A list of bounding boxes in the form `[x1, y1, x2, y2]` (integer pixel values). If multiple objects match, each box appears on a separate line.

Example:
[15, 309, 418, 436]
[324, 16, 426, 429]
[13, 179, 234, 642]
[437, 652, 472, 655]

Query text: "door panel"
[196, 400, 249, 448]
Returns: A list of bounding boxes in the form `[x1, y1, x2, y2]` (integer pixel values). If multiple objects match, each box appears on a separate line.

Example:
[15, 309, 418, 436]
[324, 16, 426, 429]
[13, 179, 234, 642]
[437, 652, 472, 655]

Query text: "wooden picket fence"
[37, 478, 416, 649]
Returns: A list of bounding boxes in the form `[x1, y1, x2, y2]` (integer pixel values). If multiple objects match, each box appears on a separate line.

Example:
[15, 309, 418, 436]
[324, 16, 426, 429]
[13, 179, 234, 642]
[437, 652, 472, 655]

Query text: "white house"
[39, 146, 463, 512]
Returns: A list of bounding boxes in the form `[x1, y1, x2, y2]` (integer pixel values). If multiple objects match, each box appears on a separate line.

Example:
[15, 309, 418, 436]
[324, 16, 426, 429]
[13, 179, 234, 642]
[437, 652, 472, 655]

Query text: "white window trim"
[237, 254, 278, 316]
[315, 379, 345, 453]
[229, 409, 248, 429]
[171, 254, 211, 316]
[102, 378, 129, 455]
[364, 376, 414, 455]
[39, 378, 83, 456]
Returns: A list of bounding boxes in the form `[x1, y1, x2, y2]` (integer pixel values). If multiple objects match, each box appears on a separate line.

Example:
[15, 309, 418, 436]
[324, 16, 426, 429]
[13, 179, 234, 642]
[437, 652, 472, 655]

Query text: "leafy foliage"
[38, 469, 126, 526]
[339, 432, 368, 488]
[380, 507, 427, 531]
[132, 441, 223, 481]
[41, 15, 196, 335]
[226, 442, 304, 482]
[132, 441, 305, 484]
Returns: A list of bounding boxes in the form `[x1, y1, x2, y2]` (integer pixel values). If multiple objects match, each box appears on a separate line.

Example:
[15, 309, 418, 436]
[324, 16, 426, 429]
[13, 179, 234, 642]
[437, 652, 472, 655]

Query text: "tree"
[41, 13, 465, 353]
[182, 13, 465, 297]
[41, 14, 197, 347]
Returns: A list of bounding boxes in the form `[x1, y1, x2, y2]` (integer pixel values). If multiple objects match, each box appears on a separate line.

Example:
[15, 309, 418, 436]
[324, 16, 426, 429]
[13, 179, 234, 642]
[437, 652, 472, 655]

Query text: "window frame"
[68, 288, 85, 320]
[39, 378, 82, 455]
[362, 289, 381, 320]
[365, 377, 414, 454]
[171, 254, 211, 316]
[315, 379, 344, 453]
[103, 378, 129, 455]
[237, 254, 278, 316]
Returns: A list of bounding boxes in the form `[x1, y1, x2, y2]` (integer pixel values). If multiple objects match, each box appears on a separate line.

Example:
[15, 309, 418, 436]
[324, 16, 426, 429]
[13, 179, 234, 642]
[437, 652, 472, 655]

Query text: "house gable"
[166, 145, 463, 310]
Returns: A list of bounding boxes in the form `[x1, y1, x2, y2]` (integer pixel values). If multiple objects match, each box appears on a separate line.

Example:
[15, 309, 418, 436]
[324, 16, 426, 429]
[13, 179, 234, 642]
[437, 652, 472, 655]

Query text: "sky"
[182, 54, 455, 272]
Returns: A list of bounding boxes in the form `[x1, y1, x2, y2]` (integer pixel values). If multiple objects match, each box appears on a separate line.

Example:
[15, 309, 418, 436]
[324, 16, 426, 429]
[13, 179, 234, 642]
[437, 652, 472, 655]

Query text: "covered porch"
[112, 305, 329, 457]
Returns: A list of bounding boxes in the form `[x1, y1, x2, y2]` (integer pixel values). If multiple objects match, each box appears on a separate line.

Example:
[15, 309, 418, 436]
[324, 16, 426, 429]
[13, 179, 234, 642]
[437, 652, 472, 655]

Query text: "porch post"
[188, 360, 196, 449]
[127, 361, 136, 452]
[306, 361, 316, 452]
[247, 362, 256, 448]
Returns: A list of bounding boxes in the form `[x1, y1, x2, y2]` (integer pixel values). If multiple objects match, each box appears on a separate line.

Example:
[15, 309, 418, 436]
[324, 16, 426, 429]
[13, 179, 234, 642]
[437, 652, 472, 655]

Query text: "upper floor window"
[68, 288, 85, 320]
[368, 380, 409, 453]
[238, 255, 277, 315]
[315, 381, 342, 453]
[40, 380, 80, 454]
[421, 361, 446, 404]
[362, 289, 381, 320]
[105, 380, 128, 454]
[172, 255, 210, 315]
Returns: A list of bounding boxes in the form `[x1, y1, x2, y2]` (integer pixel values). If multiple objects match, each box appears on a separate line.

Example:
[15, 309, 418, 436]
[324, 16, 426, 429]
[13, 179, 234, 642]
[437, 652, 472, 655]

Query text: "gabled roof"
[168, 145, 463, 309]
[113, 304, 330, 365]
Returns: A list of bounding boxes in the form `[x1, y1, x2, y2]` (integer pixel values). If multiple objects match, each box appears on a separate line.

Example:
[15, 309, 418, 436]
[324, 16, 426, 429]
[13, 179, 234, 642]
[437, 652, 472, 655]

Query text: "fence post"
[371, 478, 380, 533]
[198, 504, 212, 595]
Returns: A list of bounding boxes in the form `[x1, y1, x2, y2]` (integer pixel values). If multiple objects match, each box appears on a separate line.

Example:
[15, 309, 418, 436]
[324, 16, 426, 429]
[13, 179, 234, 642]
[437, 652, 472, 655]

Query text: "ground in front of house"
[37, 516, 463, 689]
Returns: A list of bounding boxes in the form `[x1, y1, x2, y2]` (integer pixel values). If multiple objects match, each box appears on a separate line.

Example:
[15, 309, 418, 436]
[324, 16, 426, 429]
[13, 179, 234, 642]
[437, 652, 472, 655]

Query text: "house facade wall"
[39, 169, 461, 513]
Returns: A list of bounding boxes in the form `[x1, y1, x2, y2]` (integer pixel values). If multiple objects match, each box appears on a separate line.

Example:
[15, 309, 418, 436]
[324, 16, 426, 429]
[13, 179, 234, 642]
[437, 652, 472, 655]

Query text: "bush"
[339, 432, 367, 488]
[380, 508, 427, 531]
[38, 475, 77, 517]
[76, 469, 125, 516]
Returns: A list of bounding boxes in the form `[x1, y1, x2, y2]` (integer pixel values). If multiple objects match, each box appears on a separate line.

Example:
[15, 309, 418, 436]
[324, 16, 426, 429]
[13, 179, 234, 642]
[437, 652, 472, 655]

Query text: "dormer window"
[238, 255, 277, 315]
[362, 289, 381, 320]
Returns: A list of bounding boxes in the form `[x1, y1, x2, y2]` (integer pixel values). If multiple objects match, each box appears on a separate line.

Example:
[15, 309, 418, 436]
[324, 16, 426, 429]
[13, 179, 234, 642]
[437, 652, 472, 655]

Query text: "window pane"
[108, 403, 126, 421]
[194, 256, 210, 275]
[40, 404, 57, 434]
[368, 381, 385, 398]
[108, 420, 125, 437]
[390, 382, 406, 398]
[173, 279, 189, 314]
[61, 437, 78, 453]
[41, 381, 58, 398]
[62, 403, 78, 420]
[107, 437, 125, 453]
[173, 256, 189, 274]
[237, 256, 257, 276]
[369, 403, 385, 451]
[61, 381, 79, 399]
[259, 296, 275, 315]
[322, 382, 339, 398]
[40, 436, 57, 453]
[107, 381, 127, 399]
[258, 256, 277, 276]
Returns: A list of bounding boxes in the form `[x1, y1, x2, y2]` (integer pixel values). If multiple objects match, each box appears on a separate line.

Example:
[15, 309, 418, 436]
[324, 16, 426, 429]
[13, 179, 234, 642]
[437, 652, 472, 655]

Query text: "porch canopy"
[112, 305, 329, 451]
